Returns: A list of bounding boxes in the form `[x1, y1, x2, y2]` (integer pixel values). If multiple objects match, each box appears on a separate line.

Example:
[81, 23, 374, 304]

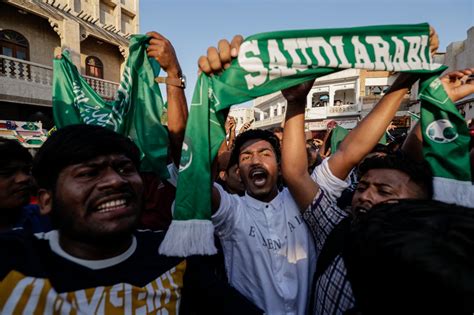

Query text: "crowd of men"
[1, 26, 474, 315]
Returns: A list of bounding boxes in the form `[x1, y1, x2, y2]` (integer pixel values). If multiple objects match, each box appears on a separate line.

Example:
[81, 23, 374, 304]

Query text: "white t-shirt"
[212, 184, 316, 315]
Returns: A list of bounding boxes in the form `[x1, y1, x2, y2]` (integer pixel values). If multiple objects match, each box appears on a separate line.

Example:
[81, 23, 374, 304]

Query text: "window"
[0, 30, 29, 60]
[0, 30, 30, 77]
[311, 92, 329, 108]
[334, 89, 355, 106]
[85, 56, 104, 79]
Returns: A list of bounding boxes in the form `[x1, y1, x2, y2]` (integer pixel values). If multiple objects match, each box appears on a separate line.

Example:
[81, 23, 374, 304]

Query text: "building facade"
[253, 69, 413, 138]
[0, 0, 139, 129]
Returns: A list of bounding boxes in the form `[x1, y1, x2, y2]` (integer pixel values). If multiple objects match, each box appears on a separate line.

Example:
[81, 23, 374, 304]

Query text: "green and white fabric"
[52, 35, 169, 178]
[157, 23, 447, 256]
[419, 76, 473, 206]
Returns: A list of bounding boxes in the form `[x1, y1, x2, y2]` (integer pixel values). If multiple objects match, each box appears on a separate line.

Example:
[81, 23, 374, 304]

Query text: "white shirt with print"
[212, 184, 316, 315]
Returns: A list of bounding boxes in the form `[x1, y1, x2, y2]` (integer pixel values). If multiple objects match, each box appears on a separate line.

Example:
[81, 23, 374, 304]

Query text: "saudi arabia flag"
[419, 75, 473, 207]
[52, 35, 170, 178]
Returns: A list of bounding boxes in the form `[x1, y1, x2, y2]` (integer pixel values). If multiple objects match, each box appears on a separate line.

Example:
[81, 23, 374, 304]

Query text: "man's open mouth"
[250, 168, 268, 187]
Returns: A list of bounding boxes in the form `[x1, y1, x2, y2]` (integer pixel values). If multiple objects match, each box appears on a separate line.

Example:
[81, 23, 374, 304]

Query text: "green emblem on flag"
[179, 137, 194, 171]
[426, 119, 459, 144]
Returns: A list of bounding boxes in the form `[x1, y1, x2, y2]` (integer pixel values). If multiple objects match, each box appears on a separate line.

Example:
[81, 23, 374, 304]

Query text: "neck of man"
[0, 208, 22, 232]
[58, 232, 133, 260]
[249, 186, 279, 203]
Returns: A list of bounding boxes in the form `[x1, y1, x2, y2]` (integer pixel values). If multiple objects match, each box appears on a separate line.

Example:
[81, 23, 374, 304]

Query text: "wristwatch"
[155, 75, 186, 89]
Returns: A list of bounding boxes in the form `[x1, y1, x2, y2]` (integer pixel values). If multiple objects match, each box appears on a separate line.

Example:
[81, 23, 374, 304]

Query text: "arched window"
[0, 30, 29, 60]
[85, 56, 103, 79]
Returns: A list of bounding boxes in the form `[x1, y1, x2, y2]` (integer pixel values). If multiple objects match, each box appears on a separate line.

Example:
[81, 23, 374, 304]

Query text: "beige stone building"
[0, 0, 139, 128]
[445, 27, 474, 123]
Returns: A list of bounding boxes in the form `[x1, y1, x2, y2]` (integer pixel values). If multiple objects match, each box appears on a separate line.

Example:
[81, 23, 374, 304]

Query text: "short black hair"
[33, 124, 140, 189]
[358, 152, 433, 199]
[229, 129, 281, 167]
[345, 199, 474, 315]
[0, 137, 32, 166]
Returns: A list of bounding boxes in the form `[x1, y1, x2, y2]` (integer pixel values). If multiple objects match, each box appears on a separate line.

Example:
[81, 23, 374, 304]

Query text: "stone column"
[60, 19, 81, 68]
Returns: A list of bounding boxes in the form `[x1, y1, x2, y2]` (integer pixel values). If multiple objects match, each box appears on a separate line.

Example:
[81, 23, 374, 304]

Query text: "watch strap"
[155, 76, 185, 88]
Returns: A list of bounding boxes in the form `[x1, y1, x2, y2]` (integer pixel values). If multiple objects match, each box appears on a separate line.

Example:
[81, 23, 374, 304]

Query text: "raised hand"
[429, 26, 439, 56]
[225, 116, 236, 134]
[146, 32, 181, 77]
[239, 120, 253, 134]
[281, 80, 315, 105]
[198, 35, 244, 75]
[440, 68, 474, 103]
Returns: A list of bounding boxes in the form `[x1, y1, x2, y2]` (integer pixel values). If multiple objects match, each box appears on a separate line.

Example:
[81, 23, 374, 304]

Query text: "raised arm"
[328, 73, 419, 179]
[281, 81, 320, 210]
[328, 26, 439, 179]
[226, 116, 237, 149]
[147, 32, 188, 166]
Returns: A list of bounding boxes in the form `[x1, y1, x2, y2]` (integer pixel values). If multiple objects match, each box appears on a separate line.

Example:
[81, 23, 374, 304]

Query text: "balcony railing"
[326, 104, 359, 116]
[253, 114, 284, 128]
[0, 55, 53, 86]
[83, 75, 119, 100]
[0, 55, 119, 100]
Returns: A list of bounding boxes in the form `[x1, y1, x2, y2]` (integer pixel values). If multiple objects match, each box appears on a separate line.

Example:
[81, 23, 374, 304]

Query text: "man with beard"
[0, 137, 50, 232]
[210, 128, 316, 315]
[0, 124, 262, 314]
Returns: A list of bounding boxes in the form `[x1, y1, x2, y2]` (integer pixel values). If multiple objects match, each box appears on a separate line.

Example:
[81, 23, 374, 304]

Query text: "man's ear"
[235, 166, 242, 182]
[37, 188, 53, 215]
[218, 170, 227, 182]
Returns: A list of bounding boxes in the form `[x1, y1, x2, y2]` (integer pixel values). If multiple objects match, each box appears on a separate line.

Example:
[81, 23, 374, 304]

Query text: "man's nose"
[358, 189, 376, 205]
[250, 154, 262, 165]
[97, 168, 128, 189]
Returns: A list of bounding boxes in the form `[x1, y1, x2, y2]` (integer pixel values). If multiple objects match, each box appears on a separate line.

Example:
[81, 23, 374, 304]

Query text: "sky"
[139, 0, 473, 102]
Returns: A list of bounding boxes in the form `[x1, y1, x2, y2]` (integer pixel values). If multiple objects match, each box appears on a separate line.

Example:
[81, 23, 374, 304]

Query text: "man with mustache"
[210, 128, 317, 315]
[0, 124, 262, 314]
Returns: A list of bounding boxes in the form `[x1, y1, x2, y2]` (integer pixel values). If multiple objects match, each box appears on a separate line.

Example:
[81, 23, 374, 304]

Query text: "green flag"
[160, 23, 445, 256]
[419, 75, 473, 206]
[52, 35, 169, 178]
[330, 125, 350, 153]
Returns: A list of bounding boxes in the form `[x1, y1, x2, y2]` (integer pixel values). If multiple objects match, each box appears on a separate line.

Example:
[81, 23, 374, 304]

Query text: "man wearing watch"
[137, 32, 188, 231]
[146, 31, 187, 165]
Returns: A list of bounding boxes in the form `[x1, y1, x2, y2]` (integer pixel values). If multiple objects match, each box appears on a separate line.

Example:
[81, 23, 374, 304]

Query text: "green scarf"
[159, 23, 445, 256]
[52, 35, 169, 178]
[419, 76, 473, 206]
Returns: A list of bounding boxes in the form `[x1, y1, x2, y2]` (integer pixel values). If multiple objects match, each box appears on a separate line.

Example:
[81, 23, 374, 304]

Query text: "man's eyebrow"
[358, 180, 394, 188]
[240, 147, 273, 155]
[70, 161, 105, 169]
